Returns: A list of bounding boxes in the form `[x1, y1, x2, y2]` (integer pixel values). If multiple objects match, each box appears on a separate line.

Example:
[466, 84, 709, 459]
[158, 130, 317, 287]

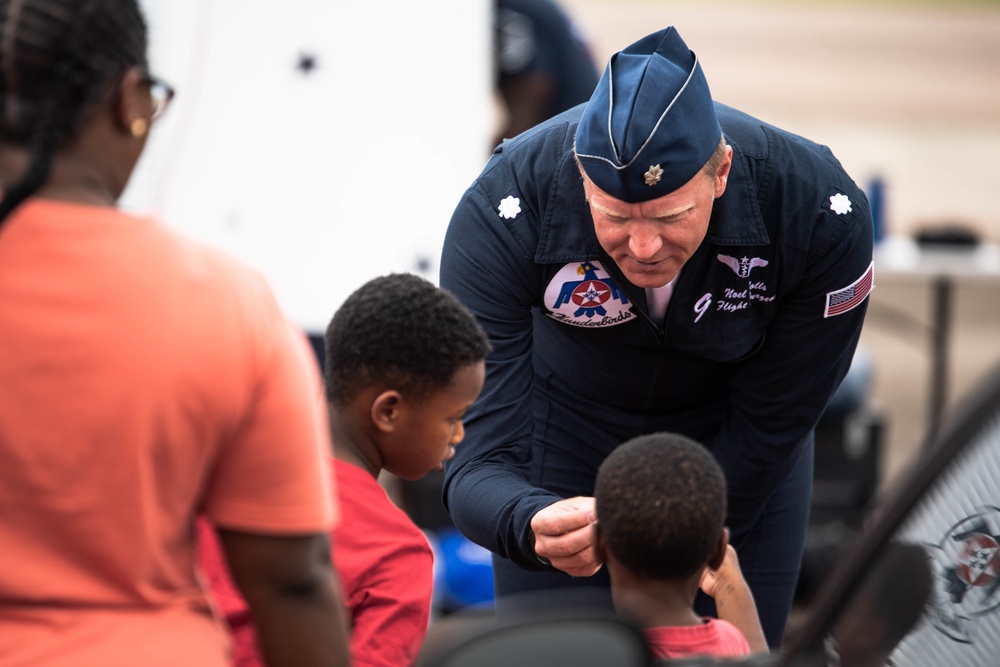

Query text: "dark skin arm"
[218, 529, 351, 667]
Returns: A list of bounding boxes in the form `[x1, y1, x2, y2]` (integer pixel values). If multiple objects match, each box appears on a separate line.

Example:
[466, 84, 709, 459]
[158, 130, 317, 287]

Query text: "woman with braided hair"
[0, 1, 350, 666]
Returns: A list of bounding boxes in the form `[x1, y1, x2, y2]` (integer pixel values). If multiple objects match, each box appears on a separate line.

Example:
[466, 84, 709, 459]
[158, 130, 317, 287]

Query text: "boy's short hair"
[595, 432, 726, 581]
[324, 273, 491, 405]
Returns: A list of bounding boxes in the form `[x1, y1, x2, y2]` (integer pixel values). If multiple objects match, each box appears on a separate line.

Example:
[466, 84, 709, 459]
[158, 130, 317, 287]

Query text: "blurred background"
[126, 0, 1000, 618]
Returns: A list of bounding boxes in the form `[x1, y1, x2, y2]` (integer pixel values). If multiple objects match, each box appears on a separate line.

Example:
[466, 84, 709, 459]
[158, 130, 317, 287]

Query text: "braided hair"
[0, 0, 148, 225]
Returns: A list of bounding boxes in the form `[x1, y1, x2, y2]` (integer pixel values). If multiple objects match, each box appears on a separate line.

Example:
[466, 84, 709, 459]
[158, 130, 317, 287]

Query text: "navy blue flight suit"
[440, 102, 874, 646]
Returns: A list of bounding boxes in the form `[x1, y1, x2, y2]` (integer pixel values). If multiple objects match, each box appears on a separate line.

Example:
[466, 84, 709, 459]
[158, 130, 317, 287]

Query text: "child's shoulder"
[332, 459, 426, 540]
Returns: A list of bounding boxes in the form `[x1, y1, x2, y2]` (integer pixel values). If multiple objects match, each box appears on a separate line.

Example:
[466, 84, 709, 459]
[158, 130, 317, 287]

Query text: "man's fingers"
[529, 497, 602, 576]
[546, 542, 603, 578]
[533, 523, 593, 559]
[530, 496, 596, 536]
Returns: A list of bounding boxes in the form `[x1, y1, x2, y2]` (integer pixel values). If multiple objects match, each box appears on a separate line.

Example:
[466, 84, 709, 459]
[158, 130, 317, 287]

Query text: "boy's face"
[383, 360, 485, 480]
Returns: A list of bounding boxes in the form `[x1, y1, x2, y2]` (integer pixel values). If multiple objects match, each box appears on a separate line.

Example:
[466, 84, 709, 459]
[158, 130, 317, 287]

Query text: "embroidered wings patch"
[824, 261, 874, 318]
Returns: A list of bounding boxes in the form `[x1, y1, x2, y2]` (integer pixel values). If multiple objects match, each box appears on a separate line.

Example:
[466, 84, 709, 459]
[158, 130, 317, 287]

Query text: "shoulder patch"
[829, 192, 853, 215]
[498, 195, 522, 220]
[824, 261, 874, 318]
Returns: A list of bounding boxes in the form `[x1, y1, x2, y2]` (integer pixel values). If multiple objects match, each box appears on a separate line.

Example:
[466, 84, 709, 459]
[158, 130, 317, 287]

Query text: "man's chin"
[620, 269, 675, 289]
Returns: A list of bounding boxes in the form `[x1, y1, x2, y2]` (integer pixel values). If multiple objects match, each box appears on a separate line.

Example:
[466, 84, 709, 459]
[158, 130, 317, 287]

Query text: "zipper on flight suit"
[599, 253, 670, 345]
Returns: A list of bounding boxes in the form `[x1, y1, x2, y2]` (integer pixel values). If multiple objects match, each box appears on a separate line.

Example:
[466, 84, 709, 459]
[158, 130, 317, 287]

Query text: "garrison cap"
[575, 26, 721, 203]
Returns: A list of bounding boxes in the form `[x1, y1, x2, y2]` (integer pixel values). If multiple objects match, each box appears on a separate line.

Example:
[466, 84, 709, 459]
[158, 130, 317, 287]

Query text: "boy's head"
[594, 432, 727, 582]
[324, 273, 491, 480]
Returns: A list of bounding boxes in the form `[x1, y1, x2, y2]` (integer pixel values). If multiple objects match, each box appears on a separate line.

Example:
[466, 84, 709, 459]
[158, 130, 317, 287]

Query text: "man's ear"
[707, 527, 730, 570]
[116, 65, 149, 138]
[714, 144, 733, 198]
[370, 390, 403, 433]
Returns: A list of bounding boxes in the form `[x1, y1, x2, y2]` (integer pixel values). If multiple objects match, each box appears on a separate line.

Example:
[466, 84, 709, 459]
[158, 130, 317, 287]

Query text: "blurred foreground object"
[780, 359, 1000, 666]
[650, 360, 1000, 665]
[417, 590, 652, 666]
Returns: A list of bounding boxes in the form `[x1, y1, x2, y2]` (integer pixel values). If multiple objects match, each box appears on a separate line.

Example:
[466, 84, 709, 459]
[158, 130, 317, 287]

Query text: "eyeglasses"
[142, 73, 175, 123]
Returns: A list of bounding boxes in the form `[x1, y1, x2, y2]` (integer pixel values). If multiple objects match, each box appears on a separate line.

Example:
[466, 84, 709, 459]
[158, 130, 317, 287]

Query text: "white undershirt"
[645, 273, 680, 324]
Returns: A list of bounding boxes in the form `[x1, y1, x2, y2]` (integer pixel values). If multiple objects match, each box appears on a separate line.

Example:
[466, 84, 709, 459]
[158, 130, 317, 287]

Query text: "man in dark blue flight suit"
[440, 26, 874, 647]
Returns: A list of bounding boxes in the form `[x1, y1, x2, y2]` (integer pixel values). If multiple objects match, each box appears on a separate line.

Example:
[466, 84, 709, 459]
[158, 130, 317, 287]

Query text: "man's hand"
[529, 496, 602, 577]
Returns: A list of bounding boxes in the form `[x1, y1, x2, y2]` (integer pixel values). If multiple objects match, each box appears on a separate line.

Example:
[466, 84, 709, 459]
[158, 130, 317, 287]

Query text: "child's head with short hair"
[324, 273, 490, 406]
[324, 273, 491, 480]
[594, 432, 727, 582]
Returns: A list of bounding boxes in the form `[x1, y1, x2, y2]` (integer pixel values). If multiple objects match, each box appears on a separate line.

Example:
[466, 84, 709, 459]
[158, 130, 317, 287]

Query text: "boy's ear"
[707, 527, 730, 570]
[370, 390, 403, 433]
[591, 520, 607, 563]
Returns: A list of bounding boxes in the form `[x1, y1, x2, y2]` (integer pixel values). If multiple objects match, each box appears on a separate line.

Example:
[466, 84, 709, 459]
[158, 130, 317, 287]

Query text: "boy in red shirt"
[199, 274, 491, 667]
[592, 432, 769, 661]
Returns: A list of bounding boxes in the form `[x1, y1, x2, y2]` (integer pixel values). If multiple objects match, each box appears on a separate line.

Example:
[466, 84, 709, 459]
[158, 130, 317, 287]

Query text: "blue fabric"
[575, 27, 721, 201]
[695, 437, 814, 647]
[433, 528, 496, 610]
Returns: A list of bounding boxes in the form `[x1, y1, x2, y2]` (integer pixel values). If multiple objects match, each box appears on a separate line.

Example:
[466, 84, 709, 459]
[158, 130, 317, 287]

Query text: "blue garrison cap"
[575, 27, 721, 203]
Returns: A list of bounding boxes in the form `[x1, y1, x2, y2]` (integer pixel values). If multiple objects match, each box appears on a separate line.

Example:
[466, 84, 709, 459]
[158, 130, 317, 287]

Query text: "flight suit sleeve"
[439, 182, 564, 571]
[708, 183, 874, 546]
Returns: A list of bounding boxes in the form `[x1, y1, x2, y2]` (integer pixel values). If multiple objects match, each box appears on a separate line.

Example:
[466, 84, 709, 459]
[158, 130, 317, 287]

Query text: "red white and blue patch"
[824, 261, 874, 318]
[543, 261, 634, 328]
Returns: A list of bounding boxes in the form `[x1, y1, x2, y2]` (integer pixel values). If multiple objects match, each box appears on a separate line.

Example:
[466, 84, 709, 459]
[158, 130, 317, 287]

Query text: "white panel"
[125, 0, 493, 332]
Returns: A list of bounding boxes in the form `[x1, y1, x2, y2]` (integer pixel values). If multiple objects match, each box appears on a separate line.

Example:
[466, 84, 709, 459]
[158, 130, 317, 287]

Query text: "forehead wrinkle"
[582, 164, 699, 223]
[581, 172, 633, 219]
[591, 189, 695, 223]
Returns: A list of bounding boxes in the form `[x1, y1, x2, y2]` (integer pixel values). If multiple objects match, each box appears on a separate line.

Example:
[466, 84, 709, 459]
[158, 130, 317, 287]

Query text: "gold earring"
[130, 118, 149, 138]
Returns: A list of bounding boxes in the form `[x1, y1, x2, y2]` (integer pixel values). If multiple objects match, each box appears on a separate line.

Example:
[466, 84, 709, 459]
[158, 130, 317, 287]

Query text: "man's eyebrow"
[589, 200, 629, 218]
[648, 203, 694, 219]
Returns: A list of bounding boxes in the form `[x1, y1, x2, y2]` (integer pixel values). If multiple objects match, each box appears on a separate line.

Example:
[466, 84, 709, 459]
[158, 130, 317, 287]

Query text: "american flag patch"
[824, 261, 874, 318]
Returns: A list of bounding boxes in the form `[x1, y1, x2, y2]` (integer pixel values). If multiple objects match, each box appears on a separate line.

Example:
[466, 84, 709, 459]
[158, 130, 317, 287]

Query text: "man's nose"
[628, 223, 663, 259]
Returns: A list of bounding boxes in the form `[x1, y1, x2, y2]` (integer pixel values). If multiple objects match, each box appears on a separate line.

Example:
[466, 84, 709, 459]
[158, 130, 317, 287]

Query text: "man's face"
[583, 149, 731, 288]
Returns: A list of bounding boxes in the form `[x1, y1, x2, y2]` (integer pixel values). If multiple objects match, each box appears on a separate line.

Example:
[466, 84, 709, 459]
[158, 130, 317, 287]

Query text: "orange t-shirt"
[0, 200, 335, 667]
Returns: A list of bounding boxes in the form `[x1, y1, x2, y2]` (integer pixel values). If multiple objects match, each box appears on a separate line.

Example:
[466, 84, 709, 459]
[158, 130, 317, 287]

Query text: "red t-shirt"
[643, 617, 751, 660]
[198, 458, 434, 667]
